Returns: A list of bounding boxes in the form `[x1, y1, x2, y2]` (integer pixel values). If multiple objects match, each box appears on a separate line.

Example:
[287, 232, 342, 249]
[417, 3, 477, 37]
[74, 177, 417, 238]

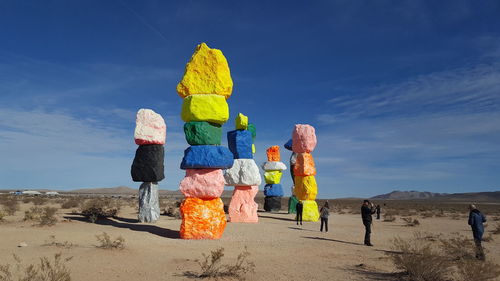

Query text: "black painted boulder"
[131, 144, 165, 182]
[264, 196, 282, 212]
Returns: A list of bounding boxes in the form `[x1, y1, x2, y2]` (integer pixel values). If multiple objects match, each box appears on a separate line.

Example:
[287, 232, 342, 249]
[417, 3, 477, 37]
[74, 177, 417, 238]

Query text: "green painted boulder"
[247, 123, 256, 141]
[184, 122, 222, 145]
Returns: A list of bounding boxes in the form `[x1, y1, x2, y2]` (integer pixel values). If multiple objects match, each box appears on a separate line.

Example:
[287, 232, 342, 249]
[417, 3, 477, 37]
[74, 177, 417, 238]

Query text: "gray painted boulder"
[138, 182, 160, 223]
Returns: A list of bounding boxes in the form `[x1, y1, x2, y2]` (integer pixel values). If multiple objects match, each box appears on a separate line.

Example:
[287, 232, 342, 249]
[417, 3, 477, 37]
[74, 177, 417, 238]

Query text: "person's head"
[377, 204, 380, 207]
[469, 204, 477, 211]
[324, 201, 329, 208]
[363, 200, 370, 206]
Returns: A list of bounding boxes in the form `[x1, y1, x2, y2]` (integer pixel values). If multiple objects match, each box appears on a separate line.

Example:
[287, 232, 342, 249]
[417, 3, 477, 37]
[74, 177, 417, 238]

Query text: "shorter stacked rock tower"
[262, 146, 287, 212]
[177, 43, 234, 239]
[284, 139, 298, 213]
[225, 113, 261, 222]
[131, 109, 166, 223]
[291, 124, 319, 221]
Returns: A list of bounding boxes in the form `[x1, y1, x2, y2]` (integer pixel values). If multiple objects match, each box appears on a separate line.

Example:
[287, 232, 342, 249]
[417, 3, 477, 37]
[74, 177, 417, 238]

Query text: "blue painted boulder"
[227, 130, 253, 159]
[284, 139, 293, 151]
[264, 184, 284, 197]
[180, 145, 234, 169]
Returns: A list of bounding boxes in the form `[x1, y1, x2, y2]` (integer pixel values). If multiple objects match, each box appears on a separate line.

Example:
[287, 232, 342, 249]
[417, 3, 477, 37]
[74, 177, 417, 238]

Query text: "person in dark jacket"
[376, 204, 381, 220]
[320, 201, 330, 232]
[468, 204, 487, 260]
[361, 200, 376, 246]
[296, 200, 303, 225]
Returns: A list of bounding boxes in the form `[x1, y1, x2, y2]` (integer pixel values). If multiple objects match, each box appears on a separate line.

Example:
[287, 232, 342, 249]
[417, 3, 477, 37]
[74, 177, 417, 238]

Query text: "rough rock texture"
[134, 109, 167, 145]
[138, 182, 160, 223]
[227, 130, 253, 159]
[264, 170, 282, 184]
[264, 196, 281, 212]
[288, 195, 298, 214]
[247, 123, 256, 141]
[180, 169, 225, 198]
[292, 124, 317, 153]
[180, 145, 234, 169]
[228, 185, 258, 223]
[290, 153, 297, 183]
[184, 122, 222, 145]
[223, 159, 261, 186]
[284, 139, 293, 151]
[266, 146, 280, 161]
[131, 145, 165, 182]
[176, 43, 233, 99]
[302, 200, 320, 221]
[252, 144, 256, 154]
[180, 197, 227, 239]
[261, 161, 287, 171]
[264, 184, 284, 197]
[294, 176, 318, 200]
[235, 113, 248, 130]
[293, 153, 316, 176]
[181, 94, 229, 125]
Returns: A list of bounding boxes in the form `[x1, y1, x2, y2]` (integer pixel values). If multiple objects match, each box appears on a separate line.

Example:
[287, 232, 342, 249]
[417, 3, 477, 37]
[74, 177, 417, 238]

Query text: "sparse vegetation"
[80, 198, 121, 223]
[0, 211, 5, 222]
[95, 232, 125, 250]
[60, 198, 80, 209]
[32, 197, 48, 206]
[183, 247, 255, 280]
[24, 206, 58, 226]
[402, 217, 420, 227]
[43, 236, 75, 249]
[491, 223, 500, 235]
[0, 198, 19, 216]
[383, 213, 396, 222]
[0, 253, 72, 281]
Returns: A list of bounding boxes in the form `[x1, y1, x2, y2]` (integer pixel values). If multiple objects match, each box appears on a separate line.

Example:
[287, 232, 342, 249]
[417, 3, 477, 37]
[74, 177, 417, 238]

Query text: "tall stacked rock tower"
[131, 109, 166, 222]
[291, 124, 319, 221]
[224, 113, 261, 222]
[262, 146, 287, 212]
[177, 43, 234, 239]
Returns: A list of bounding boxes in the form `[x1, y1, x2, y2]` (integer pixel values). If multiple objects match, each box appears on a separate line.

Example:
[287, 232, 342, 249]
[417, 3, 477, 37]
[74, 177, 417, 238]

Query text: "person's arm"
[482, 213, 487, 223]
[468, 212, 474, 226]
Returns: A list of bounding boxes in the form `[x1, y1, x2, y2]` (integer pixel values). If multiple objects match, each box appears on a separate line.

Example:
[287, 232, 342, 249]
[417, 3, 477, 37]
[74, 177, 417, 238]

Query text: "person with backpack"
[320, 201, 330, 232]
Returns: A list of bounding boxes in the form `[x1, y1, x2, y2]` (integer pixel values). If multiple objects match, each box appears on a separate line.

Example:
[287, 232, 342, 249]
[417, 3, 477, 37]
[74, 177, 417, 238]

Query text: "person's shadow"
[64, 215, 180, 239]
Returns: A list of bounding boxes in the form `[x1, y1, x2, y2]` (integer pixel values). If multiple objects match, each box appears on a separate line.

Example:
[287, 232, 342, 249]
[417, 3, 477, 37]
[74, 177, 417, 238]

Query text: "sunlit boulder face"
[292, 124, 317, 153]
[134, 109, 167, 145]
[180, 197, 227, 240]
[179, 169, 225, 199]
[228, 186, 259, 223]
[223, 159, 262, 186]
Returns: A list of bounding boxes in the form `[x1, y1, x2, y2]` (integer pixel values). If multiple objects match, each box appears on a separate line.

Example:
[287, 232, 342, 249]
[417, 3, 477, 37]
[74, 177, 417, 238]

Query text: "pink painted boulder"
[228, 186, 258, 223]
[134, 109, 167, 145]
[179, 169, 225, 199]
[292, 124, 317, 153]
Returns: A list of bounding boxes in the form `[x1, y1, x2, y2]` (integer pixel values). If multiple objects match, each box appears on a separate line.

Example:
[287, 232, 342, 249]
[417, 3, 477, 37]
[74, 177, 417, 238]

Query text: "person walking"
[376, 204, 381, 220]
[468, 204, 487, 260]
[320, 201, 330, 232]
[361, 200, 376, 246]
[296, 200, 303, 225]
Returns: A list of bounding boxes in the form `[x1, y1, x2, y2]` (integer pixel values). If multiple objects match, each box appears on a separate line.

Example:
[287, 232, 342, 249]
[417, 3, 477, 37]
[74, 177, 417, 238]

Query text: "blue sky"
[0, 0, 499, 198]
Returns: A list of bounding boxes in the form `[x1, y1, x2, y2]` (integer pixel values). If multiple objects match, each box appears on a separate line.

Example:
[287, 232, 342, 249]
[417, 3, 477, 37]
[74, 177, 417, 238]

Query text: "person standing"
[361, 200, 376, 246]
[320, 201, 330, 232]
[376, 204, 381, 220]
[296, 200, 303, 225]
[468, 204, 487, 260]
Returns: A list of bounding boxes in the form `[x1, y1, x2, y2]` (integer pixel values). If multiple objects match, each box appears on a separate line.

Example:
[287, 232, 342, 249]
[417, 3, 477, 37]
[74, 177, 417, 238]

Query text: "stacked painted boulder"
[291, 124, 319, 221]
[131, 109, 166, 223]
[284, 139, 298, 213]
[261, 146, 287, 212]
[224, 113, 261, 222]
[177, 43, 234, 239]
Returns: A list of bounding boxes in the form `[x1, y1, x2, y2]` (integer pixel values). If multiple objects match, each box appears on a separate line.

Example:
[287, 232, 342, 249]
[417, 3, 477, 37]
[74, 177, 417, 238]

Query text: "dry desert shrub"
[1, 198, 19, 216]
[0, 253, 72, 281]
[184, 247, 255, 280]
[383, 212, 396, 222]
[0, 211, 5, 222]
[482, 233, 494, 242]
[43, 236, 75, 249]
[491, 223, 500, 235]
[60, 198, 80, 209]
[420, 211, 434, 219]
[402, 217, 420, 227]
[32, 197, 48, 206]
[438, 233, 475, 260]
[24, 206, 58, 226]
[80, 198, 121, 223]
[95, 232, 125, 250]
[455, 258, 500, 281]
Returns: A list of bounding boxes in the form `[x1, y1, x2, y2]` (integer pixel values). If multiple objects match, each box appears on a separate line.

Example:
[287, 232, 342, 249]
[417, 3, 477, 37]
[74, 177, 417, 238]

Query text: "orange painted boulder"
[293, 153, 316, 176]
[266, 146, 280, 161]
[179, 169, 225, 199]
[292, 124, 317, 153]
[228, 186, 258, 223]
[180, 197, 227, 239]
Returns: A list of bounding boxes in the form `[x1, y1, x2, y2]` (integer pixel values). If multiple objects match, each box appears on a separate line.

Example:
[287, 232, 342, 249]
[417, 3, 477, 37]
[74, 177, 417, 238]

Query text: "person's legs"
[474, 238, 485, 260]
[296, 213, 299, 225]
[364, 222, 372, 245]
[299, 212, 303, 225]
[320, 218, 324, 231]
[325, 218, 328, 232]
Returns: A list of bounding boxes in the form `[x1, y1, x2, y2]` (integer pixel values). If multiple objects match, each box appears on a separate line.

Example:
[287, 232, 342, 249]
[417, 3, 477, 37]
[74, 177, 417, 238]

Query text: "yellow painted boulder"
[235, 113, 248, 130]
[181, 94, 229, 124]
[302, 200, 320, 221]
[177, 43, 233, 99]
[264, 170, 282, 184]
[252, 144, 256, 154]
[294, 175, 317, 200]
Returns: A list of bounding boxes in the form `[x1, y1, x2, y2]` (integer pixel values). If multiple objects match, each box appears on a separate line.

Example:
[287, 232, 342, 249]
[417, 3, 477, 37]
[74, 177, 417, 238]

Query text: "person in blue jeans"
[468, 204, 487, 260]
[320, 201, 330, 232]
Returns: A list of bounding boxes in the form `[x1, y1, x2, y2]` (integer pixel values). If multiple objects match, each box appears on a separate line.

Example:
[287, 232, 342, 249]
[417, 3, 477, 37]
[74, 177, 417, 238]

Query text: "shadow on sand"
[301, 236, 365, 246]
[63, 215, 180, 239]
[349, 266, 403, 281]
[258, 214, 295, 222]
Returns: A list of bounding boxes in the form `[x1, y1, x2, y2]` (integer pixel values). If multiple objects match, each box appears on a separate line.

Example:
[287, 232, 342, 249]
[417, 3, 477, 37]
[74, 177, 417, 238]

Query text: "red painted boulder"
[292, 124, 317, 153]
[228, 186, 259, 223]
[179, 169, 224, 199]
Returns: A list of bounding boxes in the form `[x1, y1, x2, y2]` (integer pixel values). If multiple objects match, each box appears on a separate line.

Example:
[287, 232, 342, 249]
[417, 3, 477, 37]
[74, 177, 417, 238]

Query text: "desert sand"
[1, 201, 499, 281]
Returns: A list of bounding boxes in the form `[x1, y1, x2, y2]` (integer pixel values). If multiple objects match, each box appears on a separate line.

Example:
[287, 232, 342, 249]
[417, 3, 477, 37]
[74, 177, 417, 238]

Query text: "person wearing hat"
[468, 204, 487, 260]
[361, 200, 376, 246]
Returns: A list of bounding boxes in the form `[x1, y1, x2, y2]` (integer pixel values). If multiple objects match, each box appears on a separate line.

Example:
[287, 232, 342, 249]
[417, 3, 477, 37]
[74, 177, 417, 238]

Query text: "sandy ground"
[1, 203, 499, 281]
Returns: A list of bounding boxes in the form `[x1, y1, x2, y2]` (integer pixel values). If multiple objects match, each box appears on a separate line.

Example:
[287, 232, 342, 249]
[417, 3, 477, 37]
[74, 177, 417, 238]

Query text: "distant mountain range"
[371, 190, 500, 202]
